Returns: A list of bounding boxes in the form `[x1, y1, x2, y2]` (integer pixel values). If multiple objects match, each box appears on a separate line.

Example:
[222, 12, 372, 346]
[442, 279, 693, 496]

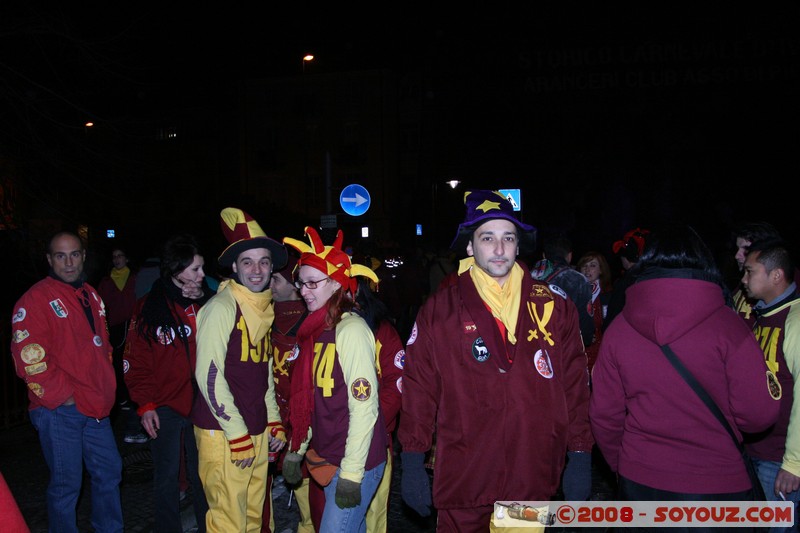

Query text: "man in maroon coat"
[398, 190, 593, 532]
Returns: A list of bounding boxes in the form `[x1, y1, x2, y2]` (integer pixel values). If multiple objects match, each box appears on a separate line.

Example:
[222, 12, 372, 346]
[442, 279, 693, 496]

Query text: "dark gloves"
[334, 477, 362, 508]
[562, 451, 592, 501]
[282, 452, 304, 486]
[401, 451, 432, 517]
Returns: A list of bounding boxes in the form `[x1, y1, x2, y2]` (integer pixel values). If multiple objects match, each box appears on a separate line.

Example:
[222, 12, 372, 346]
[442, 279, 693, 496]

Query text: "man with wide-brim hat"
[398, 190, 593, 532]
[449, 189, 537, 255]
[193, 207, 288, 532]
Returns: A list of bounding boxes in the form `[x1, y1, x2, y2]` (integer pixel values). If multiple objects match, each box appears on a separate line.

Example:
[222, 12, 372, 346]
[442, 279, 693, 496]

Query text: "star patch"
[531, 284, 554, 300]
[767, 370, 781, 400]
[534, 349, 554, 379]
[21, 344, 45, 364]
[351, 378, 372, 401]
[472, 337, 490, 362]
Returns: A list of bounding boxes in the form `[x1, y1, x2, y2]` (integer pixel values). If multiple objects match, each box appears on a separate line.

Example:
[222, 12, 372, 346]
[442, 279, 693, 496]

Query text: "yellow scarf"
[458, 257, 523, 344]
[110, 266, 130, 291]
[219, 279, 275, 345]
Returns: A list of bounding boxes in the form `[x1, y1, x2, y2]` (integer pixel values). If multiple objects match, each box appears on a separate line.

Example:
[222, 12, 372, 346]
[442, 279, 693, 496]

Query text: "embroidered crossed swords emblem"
[527, 300, 554, 346]
[274, 353, 290, 377]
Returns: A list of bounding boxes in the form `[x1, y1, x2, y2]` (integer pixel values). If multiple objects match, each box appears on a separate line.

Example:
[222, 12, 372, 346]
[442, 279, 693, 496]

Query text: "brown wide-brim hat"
[450, 189, 536, 252]
[217, 207, 288, 269]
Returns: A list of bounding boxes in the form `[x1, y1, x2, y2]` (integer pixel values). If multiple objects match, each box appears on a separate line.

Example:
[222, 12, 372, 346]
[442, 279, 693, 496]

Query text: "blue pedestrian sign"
[499, 188, 521, 212]
[340, 184, 371, 216]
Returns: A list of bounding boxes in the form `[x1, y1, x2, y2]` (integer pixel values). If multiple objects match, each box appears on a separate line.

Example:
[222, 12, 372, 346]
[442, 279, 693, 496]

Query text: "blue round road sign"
[339, 184, 371, 216]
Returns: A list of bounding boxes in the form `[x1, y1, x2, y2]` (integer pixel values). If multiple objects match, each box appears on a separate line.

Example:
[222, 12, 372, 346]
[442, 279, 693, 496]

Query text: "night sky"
[2, 4, 799, 280]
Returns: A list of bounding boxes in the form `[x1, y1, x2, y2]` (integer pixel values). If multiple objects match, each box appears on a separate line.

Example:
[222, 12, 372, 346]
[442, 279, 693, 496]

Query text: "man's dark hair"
[542, 233, 572, 263]
[47, 231, 84, 254]
[732, 221, 781, 246]
[747, 239, 795, 284]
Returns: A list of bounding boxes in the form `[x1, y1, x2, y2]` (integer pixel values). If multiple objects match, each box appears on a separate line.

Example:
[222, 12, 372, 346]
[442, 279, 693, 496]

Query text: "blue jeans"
[751, 457, 800, 532]
[150, 406, 208, 533]
[320, 461, 385, 533]
[29, 404, 123, 533]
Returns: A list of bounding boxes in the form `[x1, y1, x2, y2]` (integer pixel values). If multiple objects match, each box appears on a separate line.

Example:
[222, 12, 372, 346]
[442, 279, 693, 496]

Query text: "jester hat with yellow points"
[450, 189, 537, 252]
[218, 207, 288, 269]
[283, 227, 378, 295]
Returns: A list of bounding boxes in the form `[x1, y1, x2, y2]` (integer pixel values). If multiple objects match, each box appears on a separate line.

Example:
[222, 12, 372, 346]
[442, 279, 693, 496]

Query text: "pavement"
[0, 408, 614, 532]
[0, 409, 437, 533]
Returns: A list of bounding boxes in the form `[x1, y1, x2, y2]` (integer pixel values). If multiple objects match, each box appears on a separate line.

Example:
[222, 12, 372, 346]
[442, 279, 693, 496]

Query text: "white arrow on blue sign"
[339, 184, 371, 216]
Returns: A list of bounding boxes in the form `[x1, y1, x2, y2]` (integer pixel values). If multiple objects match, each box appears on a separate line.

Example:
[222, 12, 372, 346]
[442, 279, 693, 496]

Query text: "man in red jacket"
[10, 231, 123, 532]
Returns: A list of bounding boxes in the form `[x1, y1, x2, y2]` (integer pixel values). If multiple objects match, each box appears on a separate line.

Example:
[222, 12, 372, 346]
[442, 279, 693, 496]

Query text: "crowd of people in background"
[6, 191, 800, 532]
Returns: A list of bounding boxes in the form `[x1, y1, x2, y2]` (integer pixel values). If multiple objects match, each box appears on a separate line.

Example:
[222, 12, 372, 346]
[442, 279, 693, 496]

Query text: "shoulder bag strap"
[659, 344, 744, 454]
[659, 343, 765, 500]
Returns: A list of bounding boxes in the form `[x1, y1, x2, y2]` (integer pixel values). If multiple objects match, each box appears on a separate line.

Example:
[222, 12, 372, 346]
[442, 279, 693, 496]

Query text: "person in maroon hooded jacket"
[398, 190, 592, 533]
[591, 225, 779, 522]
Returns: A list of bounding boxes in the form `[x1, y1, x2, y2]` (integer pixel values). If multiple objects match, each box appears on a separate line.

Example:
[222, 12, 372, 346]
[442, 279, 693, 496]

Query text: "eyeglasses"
[294, 277, 331, 290]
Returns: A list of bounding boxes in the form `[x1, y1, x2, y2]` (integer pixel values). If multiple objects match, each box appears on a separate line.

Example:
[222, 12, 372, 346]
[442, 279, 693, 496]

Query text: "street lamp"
[430, 179, 462, 248]
[302, 54, 314, 216]
[302, 54, 314, 73]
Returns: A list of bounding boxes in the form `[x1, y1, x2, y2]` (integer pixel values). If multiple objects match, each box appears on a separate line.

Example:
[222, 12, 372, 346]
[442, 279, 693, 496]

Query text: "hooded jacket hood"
[622, 269, 727, 346]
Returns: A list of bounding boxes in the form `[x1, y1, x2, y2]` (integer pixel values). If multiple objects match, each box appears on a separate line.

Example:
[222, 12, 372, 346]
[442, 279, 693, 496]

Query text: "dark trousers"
[109, 322, 140, 435]
[613, 475, 762, 533]
[150, 406, 208, 533]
